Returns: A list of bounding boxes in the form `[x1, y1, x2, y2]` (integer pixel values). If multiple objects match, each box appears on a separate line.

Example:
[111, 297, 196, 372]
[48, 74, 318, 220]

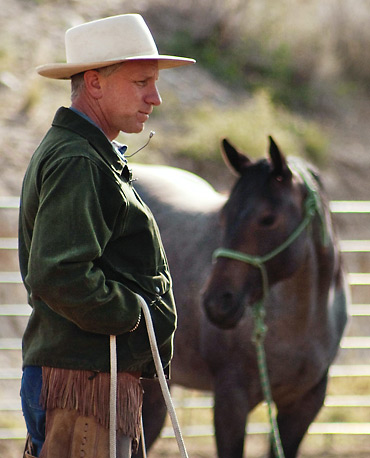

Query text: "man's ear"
[83, 70, 103, 99]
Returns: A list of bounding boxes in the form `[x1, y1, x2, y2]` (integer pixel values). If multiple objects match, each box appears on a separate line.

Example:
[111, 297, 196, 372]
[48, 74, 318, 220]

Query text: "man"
[18, 13, 195, 458]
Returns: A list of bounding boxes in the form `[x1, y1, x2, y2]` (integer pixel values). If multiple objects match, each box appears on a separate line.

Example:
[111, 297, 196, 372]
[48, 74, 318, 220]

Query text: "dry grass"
[1, 0, 370, 196]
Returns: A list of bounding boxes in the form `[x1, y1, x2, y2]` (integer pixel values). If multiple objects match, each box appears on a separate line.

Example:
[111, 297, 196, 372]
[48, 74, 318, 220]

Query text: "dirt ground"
[2, 436, 370, 458]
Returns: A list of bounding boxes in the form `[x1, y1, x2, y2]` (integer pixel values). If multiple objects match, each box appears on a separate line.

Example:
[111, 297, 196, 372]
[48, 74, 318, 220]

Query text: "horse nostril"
[204, 290, 235, 318]
[220, 291, 234, 313]
[203, 289, 243, 329]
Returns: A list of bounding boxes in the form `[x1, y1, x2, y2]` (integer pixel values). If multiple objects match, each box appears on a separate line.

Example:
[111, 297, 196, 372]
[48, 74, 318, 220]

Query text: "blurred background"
[2, 0, 370, 198]
[1, 0, 370, 457]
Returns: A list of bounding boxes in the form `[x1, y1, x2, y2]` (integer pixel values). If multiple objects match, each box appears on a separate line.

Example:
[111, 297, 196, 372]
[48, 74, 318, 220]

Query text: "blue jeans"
[20, 366, 45, 456]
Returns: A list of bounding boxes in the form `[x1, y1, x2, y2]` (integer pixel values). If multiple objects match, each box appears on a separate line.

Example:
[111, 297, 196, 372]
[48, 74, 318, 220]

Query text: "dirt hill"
[1, 0, 370, 202]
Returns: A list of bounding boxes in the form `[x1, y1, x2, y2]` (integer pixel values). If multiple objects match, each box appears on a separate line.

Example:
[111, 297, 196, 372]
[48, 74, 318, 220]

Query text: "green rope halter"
[212, 162, 328, 458]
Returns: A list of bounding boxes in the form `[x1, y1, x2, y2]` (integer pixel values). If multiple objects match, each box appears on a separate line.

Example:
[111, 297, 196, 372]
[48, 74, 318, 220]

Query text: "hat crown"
[36, 13, 195, 79]
[65, 14, 159, 64]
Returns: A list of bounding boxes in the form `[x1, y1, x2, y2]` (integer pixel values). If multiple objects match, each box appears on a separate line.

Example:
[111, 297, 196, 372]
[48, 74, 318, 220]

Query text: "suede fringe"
[40, 367, 143, 449]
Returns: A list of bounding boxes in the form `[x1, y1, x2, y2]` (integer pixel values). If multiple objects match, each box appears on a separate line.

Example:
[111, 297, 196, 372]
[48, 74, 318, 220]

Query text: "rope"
[136, 294, 189, 458]
[252, 301, 284, 458]
[109, 295, 188, 458]
[140, 415, 147, 458]
[109, 335, 117, 458]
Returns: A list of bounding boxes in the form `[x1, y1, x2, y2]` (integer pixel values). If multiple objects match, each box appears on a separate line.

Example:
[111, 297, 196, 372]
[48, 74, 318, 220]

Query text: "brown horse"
[134, 137, 348, 458]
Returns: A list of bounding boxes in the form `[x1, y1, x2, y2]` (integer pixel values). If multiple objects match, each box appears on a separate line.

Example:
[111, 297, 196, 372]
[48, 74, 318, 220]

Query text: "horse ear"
[268, 136, 292, 181]
[221, 138, 251, 176]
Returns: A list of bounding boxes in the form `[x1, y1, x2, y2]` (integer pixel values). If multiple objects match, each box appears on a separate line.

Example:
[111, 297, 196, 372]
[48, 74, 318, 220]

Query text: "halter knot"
[251, 300, 267, 344]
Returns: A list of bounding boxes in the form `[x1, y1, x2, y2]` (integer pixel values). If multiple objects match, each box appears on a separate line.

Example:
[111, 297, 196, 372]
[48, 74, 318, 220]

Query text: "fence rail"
[2, 270, 370, 285]
[2, 199, 370, 447]
[330, 200, 370, 213]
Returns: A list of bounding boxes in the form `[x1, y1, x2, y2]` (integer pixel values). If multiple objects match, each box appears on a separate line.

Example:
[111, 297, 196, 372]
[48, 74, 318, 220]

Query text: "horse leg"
[269, 372, 328, 458]
[137, 379, 167, 457]
[213, 373, 249, 458]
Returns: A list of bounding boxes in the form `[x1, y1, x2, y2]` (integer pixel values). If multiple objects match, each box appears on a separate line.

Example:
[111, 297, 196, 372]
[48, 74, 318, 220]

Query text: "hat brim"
[36, 55, 196, 79]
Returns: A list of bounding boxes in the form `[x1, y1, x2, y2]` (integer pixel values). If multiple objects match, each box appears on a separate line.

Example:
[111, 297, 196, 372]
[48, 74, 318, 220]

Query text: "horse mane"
[288, 157, 331, 247]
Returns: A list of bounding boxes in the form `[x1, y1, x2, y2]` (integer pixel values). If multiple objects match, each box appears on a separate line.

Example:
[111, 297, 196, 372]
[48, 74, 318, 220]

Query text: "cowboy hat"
[36, 14, 195, 79]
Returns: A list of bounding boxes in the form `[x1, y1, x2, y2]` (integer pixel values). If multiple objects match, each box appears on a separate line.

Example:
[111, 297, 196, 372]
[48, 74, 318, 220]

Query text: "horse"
[133, 137, 348, 458]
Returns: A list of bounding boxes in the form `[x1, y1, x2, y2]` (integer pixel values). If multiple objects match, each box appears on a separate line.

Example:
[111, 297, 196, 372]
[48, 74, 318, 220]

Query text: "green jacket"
[18, 107, 176, 376]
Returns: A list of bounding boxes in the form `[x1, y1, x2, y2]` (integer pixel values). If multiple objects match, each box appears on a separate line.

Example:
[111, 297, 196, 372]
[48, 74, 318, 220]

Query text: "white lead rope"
[140, 412, 148, 458]
[110, 335, 117, 458]
[110, 294, 188, 458]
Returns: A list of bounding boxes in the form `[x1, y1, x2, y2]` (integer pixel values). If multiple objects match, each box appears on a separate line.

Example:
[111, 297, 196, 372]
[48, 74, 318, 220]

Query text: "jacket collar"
[52, 107, 127, 176]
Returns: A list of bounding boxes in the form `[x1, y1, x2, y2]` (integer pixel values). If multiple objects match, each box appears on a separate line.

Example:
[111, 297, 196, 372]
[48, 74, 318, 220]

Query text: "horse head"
[202, 136, 324, 329]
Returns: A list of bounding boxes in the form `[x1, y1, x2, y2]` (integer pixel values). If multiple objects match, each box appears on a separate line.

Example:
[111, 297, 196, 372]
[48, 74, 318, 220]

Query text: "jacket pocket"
[127, 291, 176, 361]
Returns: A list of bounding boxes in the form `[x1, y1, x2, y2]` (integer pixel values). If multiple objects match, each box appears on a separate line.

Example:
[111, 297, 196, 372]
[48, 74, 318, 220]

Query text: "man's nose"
[147, 84, 162, 106]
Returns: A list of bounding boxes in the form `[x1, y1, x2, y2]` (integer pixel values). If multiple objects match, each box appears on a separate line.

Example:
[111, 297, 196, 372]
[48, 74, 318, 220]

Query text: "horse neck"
[275, 210, 339, 320]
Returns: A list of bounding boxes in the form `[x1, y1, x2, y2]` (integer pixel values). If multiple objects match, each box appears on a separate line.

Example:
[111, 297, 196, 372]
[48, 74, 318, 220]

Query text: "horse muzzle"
[202, 288, 250, 329]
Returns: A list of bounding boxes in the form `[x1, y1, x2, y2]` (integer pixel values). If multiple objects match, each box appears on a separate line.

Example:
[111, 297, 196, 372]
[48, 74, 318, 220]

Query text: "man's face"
[98, 60, 161, 136]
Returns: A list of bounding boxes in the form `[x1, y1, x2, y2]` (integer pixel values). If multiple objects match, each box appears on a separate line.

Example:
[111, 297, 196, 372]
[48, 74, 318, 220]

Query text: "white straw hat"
[36, 14, 196, 79]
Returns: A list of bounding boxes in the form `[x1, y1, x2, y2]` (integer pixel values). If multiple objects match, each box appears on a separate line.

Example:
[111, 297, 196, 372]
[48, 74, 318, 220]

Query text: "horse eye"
[259, 214, 276, 227]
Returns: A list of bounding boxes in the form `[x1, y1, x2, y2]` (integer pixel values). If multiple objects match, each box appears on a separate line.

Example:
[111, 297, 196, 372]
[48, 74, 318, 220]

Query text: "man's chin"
[121, 125, 145, 135]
